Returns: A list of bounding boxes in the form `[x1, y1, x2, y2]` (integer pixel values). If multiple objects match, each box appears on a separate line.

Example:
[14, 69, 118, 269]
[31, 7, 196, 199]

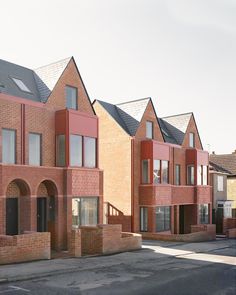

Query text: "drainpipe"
[131, 137, 134, 232]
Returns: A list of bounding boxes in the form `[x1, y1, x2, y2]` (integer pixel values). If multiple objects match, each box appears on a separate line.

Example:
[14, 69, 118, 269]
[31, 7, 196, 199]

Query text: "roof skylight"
[11, 77, 31, 93]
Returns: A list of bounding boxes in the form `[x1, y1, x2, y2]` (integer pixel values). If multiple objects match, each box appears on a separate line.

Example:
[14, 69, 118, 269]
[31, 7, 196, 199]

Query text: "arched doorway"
[37, 180, 58, 249]
[6, 179, 30, 235]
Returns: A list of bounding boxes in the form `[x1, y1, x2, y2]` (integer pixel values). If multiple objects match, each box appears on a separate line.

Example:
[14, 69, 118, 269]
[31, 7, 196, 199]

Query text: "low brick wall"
[68, 229, 81, 257]
[142, 224, 216, 242]
[0, 232, 50, 265]
[80, 224, 141, 255]
[226, 228, 236, 239]
[223, 218, 236, 234]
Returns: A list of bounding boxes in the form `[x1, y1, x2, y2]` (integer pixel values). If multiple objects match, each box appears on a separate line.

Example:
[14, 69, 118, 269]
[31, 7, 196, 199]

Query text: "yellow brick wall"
[94, 102, 132, 218]
[227, 177, 236, 208]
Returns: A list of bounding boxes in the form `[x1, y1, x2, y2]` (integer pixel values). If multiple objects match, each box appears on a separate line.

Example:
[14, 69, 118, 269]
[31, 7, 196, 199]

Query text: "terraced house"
[0, 57, 103, 251]
[93, 98, 212, 235]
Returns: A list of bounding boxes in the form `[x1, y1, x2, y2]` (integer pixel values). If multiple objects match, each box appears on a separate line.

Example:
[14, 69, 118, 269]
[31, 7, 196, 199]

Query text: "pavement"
[0, 238, 235, 294]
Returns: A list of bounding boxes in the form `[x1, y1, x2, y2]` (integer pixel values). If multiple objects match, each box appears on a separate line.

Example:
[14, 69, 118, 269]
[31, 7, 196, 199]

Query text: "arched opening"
[37, 180, 58, 249]
[6, 179, 31, 235]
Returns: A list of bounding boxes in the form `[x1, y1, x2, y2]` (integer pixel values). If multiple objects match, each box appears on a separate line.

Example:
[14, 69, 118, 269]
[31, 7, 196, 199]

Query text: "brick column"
[209, 203, 212, 224]
[30, 196, 37, 231]
[171, 206, 175, 234]
[174, 205, 180, 234]
[0, 196, 6, 235]
[68, 229, 81, 257]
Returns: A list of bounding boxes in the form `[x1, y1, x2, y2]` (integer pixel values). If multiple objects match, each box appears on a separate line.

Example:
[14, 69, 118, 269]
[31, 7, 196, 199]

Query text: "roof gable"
[161, 113, 192, 145]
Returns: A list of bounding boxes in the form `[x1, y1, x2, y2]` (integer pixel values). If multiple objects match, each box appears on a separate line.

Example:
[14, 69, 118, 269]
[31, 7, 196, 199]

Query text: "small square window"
[66, 86, 78, 110]
[146, 121, 153, 139]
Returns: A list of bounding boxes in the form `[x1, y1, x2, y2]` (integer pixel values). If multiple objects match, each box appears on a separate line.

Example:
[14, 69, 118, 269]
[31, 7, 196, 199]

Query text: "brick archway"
[36, 180, 58, 249]
[5, 179, 31, 235]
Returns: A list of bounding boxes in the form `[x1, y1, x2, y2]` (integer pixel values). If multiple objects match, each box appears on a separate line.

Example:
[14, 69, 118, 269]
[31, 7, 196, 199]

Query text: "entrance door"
[6, 198, 18, 235]
[179, 205, 185, 234]
[216, 207, 223, 234]
[37, 197, 47, 232]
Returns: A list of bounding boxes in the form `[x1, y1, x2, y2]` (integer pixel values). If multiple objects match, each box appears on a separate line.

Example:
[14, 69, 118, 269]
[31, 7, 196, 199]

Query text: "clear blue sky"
[1, 0, 235, 154]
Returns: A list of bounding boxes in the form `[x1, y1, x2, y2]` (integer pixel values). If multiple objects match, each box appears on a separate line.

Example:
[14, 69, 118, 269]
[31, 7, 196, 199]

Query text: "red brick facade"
[0, 58, 103, 252]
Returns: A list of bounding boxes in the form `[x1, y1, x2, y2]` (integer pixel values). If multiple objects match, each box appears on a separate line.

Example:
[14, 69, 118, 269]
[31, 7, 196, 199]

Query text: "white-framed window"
[56, 134, 65, 167]
[187, 165, 195, 185]
[142, 159, 150, 184]
[29, 133, 41, 166]
[146, 121, 153, 139]
[2, 128, 16, 164]
[70, 134, 82, 166]
[217, 175, 224, 192]
[175, 164, 181, 185]
[66, 86, 78, 110]
[189, 132, 195, 148]
[140, 207, 148, 232]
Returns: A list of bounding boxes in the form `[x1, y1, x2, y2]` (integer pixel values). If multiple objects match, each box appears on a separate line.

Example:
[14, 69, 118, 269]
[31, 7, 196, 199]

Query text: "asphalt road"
[0, 239, 235, 295]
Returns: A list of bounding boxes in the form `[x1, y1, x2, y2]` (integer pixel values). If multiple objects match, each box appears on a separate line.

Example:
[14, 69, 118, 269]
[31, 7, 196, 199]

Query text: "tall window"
[146, 121, 153, 139]
[84, 137, 96, 168]
[189, 132, 195, 148]
[156, 206, 170, 232]
[175, 164, 181, 185]
[199, 204, 209, 224]
[142, 160, 149, 183]
[197, 165, 202, 185]
[56, 135, 65, 167]
[29, 133, 41, 166]
[66, 86, 77, 110]
[70, 134, 82, 166]
[162, 160, 169, 184]
[187, 165, 194, 185]
[153, 160, 161, 184]
[217, 175, 223, 191]
[202, 166, 208, 185]
[2, 129, 16, 164]
[140, 207, 148, 232]
[72, 197, 98, 228]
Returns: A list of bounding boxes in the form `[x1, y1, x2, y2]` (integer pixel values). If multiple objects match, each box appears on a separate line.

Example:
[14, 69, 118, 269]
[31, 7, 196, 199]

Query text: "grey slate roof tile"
[210, 153, 236, 176]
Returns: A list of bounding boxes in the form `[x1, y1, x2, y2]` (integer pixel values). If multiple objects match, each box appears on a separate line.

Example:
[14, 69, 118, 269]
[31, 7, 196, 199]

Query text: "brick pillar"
[209, 203, 212, 224]
[68, 229, 81, 257]
[56, 195, 64, 250]
[0, 196, 6, 235]
[30, 196, 37, 231]
[171, 206, 175, 234]
[174, 205, 180, 234]
[149, 207, 156, 233]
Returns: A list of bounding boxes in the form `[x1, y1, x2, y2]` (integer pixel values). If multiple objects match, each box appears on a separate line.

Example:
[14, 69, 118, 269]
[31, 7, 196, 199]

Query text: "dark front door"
[216, 207, 223, 234]
[37, 197, 47, 232]
[179, 205, 185, 234]
[6, 198, 18, 235]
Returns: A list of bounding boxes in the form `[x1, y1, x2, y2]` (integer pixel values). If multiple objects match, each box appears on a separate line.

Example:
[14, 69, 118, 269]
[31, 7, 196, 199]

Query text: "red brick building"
[0, 57, 103, 250]
[93, 98, 212, 235]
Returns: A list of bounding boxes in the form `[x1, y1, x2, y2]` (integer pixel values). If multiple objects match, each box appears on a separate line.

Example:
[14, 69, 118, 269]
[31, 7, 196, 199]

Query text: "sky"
[1, 0, 235, 154]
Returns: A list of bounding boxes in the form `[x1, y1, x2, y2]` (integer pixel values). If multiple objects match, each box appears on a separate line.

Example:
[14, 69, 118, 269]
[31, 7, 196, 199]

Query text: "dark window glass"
[153, 160, 161, 184]
[162, 161, 169, 184]
[175, 164, 181, 185]
[199, 204, 209, 224]
[70, 134, 82, 166]
[140, 207, 148, 232]
[66, 86, 77, 110]
[156, 206, 170, 232]
[56, 135, 65, 167]
[146, 121, 153, 139]
[189, 132, 195, 148]
[142, 160, 149, 183]
[187, 165, 194, 185]
[84, 137, 96, 168]
[72, 197, 98, 228]
[2, 129, 16, 164]
[29, 133, 41, 166]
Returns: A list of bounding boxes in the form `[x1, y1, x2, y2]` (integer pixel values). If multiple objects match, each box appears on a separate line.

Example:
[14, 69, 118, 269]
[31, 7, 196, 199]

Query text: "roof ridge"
[162, 112, 193, 119]
[116, 97, 151, 106]
[0, 58, 33, 72]
[34, 57, 72, 70]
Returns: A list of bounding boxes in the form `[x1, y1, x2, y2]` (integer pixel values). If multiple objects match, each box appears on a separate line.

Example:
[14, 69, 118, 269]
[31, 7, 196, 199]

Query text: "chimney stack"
[212, 151, 215, 155]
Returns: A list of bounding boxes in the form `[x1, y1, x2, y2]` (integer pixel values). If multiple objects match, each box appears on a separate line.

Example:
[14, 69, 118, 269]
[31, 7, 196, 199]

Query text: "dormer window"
[146, 121, 153, 139]
[189, 132, 195, 148]
[11, 77, 31, 93]
[66, 86, 77, 110]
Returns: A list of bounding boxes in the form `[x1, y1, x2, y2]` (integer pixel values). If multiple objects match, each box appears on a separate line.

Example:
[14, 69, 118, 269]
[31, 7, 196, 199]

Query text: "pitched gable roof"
[210, 153, 236, 176]
[34, 57, 71, 102]
[0, 57, 71, 103]
[161, 113, 192, 145]
[96, 98, 151, 136]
